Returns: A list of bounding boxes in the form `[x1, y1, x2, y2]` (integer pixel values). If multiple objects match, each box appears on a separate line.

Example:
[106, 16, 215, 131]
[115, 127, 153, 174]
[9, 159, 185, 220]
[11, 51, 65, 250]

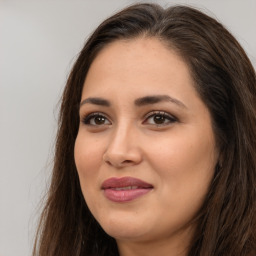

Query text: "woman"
[33, 3, 256, 256]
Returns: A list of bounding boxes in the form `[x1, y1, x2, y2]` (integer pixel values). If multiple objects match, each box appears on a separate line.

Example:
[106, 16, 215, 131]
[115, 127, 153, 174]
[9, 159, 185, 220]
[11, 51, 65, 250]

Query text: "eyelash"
[144, 111, 177, 126]
[82, 112, 111, 126]
[81, 111, 177, 127]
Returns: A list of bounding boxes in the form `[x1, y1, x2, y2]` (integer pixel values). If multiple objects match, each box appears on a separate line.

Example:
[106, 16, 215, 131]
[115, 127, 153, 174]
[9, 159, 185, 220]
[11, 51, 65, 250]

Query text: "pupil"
[95, 116, 105, 125]
[154, 115, 165, 124]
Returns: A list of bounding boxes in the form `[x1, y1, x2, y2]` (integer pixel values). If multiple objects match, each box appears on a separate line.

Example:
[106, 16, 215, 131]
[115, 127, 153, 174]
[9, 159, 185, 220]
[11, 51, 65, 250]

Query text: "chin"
[97, 214, 151, 241]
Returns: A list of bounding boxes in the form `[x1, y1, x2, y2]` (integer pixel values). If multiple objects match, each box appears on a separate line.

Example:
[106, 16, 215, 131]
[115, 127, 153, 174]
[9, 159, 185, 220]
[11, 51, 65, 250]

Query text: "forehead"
[82, 37, 196, 97]
[88, 37, 186, 74]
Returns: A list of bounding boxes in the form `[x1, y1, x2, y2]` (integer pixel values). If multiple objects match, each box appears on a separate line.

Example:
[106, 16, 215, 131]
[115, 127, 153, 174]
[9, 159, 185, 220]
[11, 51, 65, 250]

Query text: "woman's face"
[75, 38, 218, 248]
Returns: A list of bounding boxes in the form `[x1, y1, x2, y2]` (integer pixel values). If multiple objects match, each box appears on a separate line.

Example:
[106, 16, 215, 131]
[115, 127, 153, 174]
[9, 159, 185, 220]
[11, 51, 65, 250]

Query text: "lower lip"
[103, 188, 152, 202]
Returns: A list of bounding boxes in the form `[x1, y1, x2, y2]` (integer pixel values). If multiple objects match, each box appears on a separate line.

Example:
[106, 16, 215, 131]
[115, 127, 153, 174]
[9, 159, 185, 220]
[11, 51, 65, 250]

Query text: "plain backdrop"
[0, 0, 255, 255]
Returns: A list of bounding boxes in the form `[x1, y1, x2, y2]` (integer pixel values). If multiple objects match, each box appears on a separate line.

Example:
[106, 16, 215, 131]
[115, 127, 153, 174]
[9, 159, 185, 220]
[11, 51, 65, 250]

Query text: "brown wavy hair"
[33, 3, 256, 256]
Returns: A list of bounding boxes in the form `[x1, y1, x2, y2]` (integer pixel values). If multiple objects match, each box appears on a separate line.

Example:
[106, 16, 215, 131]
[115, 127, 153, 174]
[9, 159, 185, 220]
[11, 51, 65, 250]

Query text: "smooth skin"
[75, 37, 219, 256]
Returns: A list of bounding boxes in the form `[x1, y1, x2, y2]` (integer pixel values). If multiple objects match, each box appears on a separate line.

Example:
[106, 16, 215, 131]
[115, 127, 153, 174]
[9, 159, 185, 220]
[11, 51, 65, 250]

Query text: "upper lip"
[101, 176, 153, 189]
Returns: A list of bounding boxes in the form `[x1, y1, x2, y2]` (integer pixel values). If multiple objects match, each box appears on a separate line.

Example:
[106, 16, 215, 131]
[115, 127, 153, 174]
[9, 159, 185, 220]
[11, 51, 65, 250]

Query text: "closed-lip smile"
[101, 176, 153, 202]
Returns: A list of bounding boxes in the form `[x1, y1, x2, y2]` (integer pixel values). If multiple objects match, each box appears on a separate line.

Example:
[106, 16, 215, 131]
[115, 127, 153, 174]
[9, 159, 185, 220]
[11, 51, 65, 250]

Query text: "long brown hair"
[33, 3, 256, 256]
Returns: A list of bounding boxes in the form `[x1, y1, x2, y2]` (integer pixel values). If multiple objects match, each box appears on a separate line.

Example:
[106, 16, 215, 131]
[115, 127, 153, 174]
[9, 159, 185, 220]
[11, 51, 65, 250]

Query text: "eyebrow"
[80, 97, 110, 107]
[134, 95, 187, 108]
[80, 95, 187, 109]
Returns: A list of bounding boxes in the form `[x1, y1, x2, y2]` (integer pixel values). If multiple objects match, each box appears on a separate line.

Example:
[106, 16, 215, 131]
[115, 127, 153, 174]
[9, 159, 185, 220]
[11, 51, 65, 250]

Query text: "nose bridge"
[109, 119, 136, 153]
[104, 118, 141, 167]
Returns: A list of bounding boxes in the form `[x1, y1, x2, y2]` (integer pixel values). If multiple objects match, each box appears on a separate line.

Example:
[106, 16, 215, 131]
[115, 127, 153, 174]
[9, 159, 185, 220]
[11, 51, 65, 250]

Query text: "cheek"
[146, 129, 217, 197]
[74, 131, 103, 168]
[74, 133, 104, 192]
[146, 133, 216, 228]
[147, 133, 215, 167]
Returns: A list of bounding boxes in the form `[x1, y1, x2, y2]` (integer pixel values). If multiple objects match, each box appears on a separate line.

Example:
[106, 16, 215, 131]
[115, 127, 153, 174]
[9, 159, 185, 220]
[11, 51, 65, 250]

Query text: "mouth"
[112, 186, 140, 190]
[101, 177, 153, 203]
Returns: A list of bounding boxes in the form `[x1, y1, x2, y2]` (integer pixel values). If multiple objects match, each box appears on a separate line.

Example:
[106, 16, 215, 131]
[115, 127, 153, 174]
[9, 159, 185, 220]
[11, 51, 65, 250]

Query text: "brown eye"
[82, 113, 111, 126]
[144, 111, 177, 126]
[94, 116, 106, 125]
[153, 114, 166, 124]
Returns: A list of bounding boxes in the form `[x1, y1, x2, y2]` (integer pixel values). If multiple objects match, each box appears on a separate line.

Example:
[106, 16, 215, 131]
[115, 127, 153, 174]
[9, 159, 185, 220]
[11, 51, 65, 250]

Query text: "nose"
[103, 124, 142, 168]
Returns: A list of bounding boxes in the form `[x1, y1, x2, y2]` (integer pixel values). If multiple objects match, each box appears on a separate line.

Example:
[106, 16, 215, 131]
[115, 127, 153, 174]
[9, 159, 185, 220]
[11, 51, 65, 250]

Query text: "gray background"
[0, 0, 255, 255]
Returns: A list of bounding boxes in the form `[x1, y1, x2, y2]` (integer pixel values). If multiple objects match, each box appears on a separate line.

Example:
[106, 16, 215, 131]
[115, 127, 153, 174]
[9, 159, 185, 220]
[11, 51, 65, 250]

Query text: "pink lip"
[101, 177, 153, 203]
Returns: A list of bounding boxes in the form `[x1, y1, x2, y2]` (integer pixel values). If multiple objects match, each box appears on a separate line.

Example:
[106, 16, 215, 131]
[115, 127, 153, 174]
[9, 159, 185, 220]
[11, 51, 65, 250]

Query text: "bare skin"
[75, 37, 218, 256]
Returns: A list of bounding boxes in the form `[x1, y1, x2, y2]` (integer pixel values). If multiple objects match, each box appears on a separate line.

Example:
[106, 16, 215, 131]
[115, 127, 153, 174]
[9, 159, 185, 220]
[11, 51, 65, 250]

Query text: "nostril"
[105, 159, 133, 167]
[106, 160, 112, 166]
[103, 150, 142, 167]
[123, 160, 132, 164]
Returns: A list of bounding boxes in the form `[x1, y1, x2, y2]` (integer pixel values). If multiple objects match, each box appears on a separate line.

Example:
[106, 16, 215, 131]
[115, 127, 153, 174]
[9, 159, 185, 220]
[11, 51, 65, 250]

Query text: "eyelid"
[80, 110, 177, 127]
[143, 110, 177, 125]
[81, 112, 112, 125]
